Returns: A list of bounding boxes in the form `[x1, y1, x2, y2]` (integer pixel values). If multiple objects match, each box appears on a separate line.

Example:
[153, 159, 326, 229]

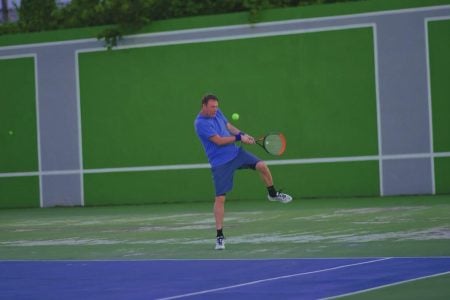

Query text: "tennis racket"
[255, 133, 287, 156]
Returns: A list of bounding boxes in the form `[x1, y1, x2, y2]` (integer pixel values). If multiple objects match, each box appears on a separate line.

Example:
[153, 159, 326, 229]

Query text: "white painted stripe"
[0, 172, 40, 178]
[33, 54, 44, 208]
[424, 18, 436, 195]
[83, 163, 211, 174]
[434, 152, 450, 157]
[0, 5, 449, 52]
[0, 37, 97, 51]
[425, 15, 450, 22]
[0, 53, 36, 60]
[78, 23, 375, 54]
[373, 24, 384, 196]
[266, 155, 378, 165]
[322, 270, 450, 300]
[1, 152, 450, 178]
[156, 257, 392, 300]
[382, 153, 432, 160]
[74, 51, 85, 206]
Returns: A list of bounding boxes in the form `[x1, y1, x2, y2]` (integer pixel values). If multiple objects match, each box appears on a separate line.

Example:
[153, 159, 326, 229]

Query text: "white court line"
[1, 256, 449, 263]
[322, 270, 450, 300]
[0, 257, 394, 262]
[156, 257, 392, 300]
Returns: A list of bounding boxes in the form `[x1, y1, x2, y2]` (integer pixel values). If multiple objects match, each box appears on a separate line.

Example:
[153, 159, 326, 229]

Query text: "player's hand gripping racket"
[255, 133, 287, 156]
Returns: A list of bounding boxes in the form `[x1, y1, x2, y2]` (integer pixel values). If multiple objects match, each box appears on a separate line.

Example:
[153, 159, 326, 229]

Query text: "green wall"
[0, 57, 40, 208]
[1, 1, 449, 208]
[0, 57, 38, 173]
[79, 26, 379, 205]
[429, 19, 450, 194]
[0, 176, 40, 208]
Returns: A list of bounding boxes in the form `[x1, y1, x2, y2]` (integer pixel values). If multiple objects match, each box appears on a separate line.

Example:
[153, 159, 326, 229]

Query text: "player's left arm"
[226, 123, 255, 144]
[226, 122, 241, 136]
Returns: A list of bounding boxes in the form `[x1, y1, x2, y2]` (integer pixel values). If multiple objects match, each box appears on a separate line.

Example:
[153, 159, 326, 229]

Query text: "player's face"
[203, 100, 219, 117]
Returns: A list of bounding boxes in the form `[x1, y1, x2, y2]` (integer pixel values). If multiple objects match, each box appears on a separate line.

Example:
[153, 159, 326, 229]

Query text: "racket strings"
[264, 134, 286, 155]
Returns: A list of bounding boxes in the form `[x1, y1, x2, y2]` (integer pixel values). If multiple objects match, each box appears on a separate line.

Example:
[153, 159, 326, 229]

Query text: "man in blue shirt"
[194, 94, 292, 250]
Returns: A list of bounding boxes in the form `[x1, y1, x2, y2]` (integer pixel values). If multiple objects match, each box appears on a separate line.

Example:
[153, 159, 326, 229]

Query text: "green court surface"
[1, 195, 449, 261]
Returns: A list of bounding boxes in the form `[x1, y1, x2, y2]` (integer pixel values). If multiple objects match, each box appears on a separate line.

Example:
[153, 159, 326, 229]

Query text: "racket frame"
[256, 132, 287, 156]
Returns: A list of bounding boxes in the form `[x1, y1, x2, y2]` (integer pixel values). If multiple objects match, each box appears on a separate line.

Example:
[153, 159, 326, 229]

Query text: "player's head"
[202, 94, 218, 106]
[201, 94, 219, 117]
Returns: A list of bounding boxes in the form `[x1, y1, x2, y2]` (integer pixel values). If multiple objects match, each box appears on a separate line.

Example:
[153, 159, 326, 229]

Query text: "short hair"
[202, 94, 219, 105]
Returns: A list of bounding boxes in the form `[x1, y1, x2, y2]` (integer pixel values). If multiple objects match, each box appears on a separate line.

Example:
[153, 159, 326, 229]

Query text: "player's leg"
[211, 162, 234, 250]
[214, 195, 225, 232]
[214, 195, 226, 250]
[235, 149, 292, 203]
[255, 161, 293, 203]
[255, 161, 273, 187]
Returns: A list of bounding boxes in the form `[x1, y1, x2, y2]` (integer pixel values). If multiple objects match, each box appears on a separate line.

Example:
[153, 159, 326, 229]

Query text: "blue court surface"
[1, 257, 449, 299]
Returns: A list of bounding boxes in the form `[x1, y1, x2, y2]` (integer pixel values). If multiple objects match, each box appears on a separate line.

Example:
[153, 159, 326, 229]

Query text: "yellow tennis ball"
[232, 113, 239, 121]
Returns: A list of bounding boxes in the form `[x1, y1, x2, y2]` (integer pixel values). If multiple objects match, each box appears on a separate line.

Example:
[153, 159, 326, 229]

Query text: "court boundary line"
[1, 256, 447, 262]
[156, 257, 391, 300]
[1, 256, 449, 263]
[322, 270, 450, 300]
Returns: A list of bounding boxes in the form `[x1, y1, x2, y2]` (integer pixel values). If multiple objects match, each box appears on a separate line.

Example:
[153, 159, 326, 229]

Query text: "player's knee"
[256, 161, 268, 172]
[215, 195, 226, 204]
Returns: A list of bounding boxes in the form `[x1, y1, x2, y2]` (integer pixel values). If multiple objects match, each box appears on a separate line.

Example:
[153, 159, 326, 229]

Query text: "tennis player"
[194, 94, 293, 250]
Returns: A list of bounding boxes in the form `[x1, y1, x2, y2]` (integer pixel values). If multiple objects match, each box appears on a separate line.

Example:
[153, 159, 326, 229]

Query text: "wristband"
[235, 133, 242, 141]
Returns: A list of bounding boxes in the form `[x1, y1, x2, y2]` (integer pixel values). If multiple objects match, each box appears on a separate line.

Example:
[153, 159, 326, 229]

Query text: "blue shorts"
[211, 147, 261, 196]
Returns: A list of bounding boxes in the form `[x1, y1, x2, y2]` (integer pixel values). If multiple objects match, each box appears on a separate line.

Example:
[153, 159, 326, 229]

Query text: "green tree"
[96, 0, 152, 49]
[17, 0, 57, 32]
[53, 0, 105, 28]
[1, 0, 366, 44]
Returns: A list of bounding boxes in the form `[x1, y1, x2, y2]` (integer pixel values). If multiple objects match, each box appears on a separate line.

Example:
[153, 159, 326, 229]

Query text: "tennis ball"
[231, 113, 239, 121]
[8, 130, 13, 135]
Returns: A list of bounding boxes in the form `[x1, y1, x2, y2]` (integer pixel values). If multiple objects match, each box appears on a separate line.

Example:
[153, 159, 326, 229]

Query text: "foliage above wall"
[1, 0, 363, 48]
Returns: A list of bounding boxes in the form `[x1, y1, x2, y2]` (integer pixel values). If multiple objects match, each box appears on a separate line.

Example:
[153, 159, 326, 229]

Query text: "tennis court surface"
[1, 195, 450, 298]
[1, 257, 450, 299]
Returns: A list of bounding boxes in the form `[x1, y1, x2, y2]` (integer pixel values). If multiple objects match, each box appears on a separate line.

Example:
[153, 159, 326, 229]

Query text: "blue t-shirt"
[194, 109, 239, 167]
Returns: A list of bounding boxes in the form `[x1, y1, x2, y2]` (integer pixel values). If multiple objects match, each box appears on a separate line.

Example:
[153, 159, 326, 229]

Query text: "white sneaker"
[268, 192, 293, 203]
[215, 236, 225, 250]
